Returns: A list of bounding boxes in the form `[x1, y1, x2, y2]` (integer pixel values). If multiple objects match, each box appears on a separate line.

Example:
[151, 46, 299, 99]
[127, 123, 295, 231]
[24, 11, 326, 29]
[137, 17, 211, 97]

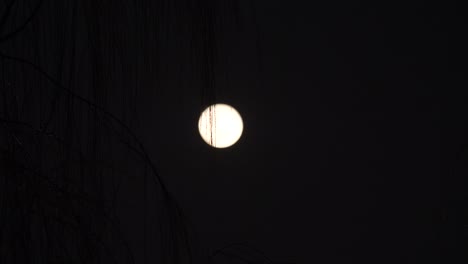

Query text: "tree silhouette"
[0, 0, 280, 263]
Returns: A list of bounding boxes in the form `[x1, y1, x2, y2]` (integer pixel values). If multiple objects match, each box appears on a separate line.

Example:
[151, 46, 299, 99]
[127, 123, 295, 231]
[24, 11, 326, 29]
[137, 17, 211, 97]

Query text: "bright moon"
[198, 104, 243, 148]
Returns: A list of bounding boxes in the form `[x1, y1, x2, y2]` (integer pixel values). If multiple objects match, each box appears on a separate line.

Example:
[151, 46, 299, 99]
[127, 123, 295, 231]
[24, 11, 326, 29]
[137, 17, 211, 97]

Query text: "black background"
[146, 2, 467, 263]
[1, 1, 466, 263]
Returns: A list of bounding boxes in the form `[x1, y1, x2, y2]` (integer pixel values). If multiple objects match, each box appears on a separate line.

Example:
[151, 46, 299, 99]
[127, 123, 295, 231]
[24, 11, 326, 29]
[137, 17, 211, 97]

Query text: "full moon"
[198, 103, 243, 148]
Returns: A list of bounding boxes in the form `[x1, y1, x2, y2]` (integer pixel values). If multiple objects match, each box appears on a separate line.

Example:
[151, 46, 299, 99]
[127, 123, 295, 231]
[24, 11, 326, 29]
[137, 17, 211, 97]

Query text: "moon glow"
[198, 104, 243, 148]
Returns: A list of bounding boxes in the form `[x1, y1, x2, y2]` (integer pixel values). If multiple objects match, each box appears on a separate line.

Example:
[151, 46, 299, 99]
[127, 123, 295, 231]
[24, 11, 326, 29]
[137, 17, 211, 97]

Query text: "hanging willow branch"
[0, 0, 280, 263]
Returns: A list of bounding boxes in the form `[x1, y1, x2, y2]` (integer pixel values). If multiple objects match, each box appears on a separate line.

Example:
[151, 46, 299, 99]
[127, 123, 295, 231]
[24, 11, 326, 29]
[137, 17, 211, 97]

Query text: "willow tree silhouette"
[0, 0, 276, 263]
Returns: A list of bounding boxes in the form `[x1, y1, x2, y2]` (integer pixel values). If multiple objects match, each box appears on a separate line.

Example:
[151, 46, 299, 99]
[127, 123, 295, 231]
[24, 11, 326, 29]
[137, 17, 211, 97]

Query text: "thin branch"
[0, 0, 16, 33]
[0, 0, 44, 43]
[0, 51, 193, 263]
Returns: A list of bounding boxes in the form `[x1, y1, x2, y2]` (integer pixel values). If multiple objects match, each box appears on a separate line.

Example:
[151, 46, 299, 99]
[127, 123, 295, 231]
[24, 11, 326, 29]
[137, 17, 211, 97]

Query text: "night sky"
[0, 1, 466, 264]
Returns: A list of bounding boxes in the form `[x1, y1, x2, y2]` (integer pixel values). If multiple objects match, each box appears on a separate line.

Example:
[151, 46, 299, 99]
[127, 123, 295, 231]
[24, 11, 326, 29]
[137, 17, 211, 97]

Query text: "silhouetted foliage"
[0, 0, 279, 263]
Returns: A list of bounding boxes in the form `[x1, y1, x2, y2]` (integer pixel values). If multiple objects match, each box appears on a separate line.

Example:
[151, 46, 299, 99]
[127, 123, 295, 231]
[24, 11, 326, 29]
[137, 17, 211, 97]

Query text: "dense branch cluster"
[0, 0, 274, 263]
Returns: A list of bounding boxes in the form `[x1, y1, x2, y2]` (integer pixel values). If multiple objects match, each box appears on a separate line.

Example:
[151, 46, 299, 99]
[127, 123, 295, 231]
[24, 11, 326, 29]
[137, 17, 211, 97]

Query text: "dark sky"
[134, 1, 465, 263]
[1, 1, 466, 263]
